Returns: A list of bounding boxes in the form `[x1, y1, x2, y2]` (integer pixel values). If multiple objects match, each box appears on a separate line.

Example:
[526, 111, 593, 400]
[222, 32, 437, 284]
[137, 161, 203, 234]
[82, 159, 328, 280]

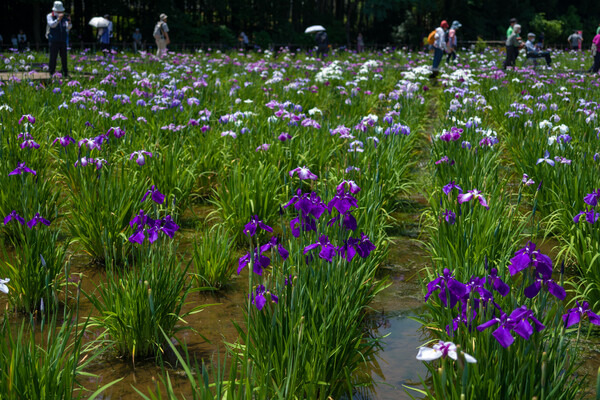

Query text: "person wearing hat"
[132, 28, 142, 52]
[432, 20, 449, 72]
[46, 1, 71, 77]
[153, 13, 170, 57]
[525, 33, 551, 67]
[446, 20, 462, 64]
[503, 23, 523, 69]
[507, 18, 517, 39]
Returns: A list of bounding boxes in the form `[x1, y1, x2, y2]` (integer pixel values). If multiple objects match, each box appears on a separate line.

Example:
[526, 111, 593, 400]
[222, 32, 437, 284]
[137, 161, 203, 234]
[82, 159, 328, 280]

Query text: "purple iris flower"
[238, 249, 270, 276]
[141, 185, 165, 205]
[338, 237, 360, 262]
[78, 138, 101, 151]
[536, 150, 555, 166]
[477, 305, 545, 348]
[52, 136, 76, 147]
[130, 150, 153, 166]
[75, 157, 95, 167]
[464, 276, 494, 305]
[157, 215, 179, 238]
[425, 268, 467, 308]
[462, 141, 472, 149]
[487, 268, 510, 297]
[4, 211, 25, 225]
[479, 136, 499, 147]
[107, 126, 126, 138]
[584, 189, 600, 207]
[442, 209, 456, 224]
[289, 214, 317, 237]
[304, 235, 337, 262]
[130, 210, 153, 230]
[255, 143, 271, 151]
[522, 174, 535, 186]
[457, 189, 489, 209]
[524, 276, 566, 300]
[336, 180, 361, 194]
[20, 139, 40, 149]
[278, 132, 292, 141]
[562, 301, 600, 328]
[284, 190, 327, 219]
[289, 166, 318, 180]
[573, 206, 599, 224]
[249, 285, 278, 311]
[259, 237, 289, 261]
[435, 156, 455, 165]
[27, 213, 51, 229]
[442, 181, 463, 195]
[356, 232, 376, 258]
[18, 114, 35, 124]
[328, 190, 358, 215]
[128, 212, 178, 244]
[508, 241, 553, 278]
[243, 215, 273, 237]
[439, 127, 463, 142]
[328, 212, 357, 231]
[9, 162, 36, 176]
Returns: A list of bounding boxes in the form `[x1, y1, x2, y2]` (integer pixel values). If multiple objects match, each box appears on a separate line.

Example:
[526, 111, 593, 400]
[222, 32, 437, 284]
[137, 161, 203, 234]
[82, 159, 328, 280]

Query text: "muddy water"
[75, 234, 431, 400]
[0, 199, 435, 399]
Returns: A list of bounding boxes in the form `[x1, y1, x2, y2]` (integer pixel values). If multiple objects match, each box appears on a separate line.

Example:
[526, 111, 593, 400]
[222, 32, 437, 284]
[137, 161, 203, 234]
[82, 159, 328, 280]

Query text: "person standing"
[132, 28, 142, 52]
[153, 13, 170, 57]
[432, 20, 449, 72]
[446, 20, 461, 64]
[46, 1, 71, 77]
[567, 30, 582, 51]
[503, 24, 523, 69]
[17, 30, 27, 51]
[357, 32, 364, 53]
[507, 18, 517, 39]
[315, 30, 329, 57]
[590, 31, 600, 74]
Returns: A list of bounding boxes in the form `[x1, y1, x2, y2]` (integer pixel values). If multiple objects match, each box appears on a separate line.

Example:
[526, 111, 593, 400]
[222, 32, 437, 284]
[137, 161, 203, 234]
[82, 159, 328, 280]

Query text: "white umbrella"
[89, 17, 110, 28]
[305, 25, 326, 34]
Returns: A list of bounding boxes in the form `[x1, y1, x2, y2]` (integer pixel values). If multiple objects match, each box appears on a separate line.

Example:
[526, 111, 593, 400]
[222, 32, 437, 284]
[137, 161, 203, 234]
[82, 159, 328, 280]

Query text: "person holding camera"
[46, 1, 71, 77]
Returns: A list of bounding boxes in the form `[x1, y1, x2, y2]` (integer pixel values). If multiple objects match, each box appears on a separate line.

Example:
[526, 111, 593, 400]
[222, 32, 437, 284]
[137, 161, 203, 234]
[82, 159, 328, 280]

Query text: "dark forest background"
[1, 0, 599, 50]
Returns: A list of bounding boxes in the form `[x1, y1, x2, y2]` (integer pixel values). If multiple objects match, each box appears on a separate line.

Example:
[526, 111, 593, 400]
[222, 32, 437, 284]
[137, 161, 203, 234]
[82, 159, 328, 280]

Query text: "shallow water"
[4, 207, 599, 399]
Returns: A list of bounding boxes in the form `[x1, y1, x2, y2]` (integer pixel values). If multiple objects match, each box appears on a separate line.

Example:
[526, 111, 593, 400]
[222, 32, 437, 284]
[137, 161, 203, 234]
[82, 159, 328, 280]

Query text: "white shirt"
[434, 27, 446, 50]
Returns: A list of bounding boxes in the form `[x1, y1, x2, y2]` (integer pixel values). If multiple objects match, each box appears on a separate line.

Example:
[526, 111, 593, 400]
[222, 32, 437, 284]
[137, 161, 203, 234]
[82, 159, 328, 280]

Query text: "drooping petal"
[492, 326, 515, 348]
[416, 347, 442, 361]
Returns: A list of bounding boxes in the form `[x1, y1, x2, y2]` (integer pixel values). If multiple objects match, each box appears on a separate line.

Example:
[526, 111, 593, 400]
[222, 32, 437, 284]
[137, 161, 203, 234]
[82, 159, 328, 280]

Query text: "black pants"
[592, 52, 600, 73]
[49, 41, 68, 76]
[503, 45, 518, 69]
[446, 51, 456, 63]
[527, 51, 552, 66]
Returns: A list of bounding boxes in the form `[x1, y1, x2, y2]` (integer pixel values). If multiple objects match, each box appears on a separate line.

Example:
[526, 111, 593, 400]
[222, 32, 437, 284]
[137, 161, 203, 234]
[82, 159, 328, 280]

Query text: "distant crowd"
[429, 17, 600, 73]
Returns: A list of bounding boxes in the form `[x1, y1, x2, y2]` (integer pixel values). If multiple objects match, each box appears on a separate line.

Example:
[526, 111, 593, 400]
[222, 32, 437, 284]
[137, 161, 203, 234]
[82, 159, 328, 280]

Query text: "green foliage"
[0, 225, 68, 313]
[530, 13, 564, 46]
[86, 248, 194, 361]
[191, 224, 237, 289]
[0, 312, 119, 400]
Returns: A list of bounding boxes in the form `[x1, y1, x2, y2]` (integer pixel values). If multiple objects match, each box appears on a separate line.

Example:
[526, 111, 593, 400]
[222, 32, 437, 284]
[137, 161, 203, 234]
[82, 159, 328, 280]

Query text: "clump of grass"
[0, 223, 68, 313]
[86, 248, 195, 363]
[0, 310, 120, 399]
[191, 224, 237, 290]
